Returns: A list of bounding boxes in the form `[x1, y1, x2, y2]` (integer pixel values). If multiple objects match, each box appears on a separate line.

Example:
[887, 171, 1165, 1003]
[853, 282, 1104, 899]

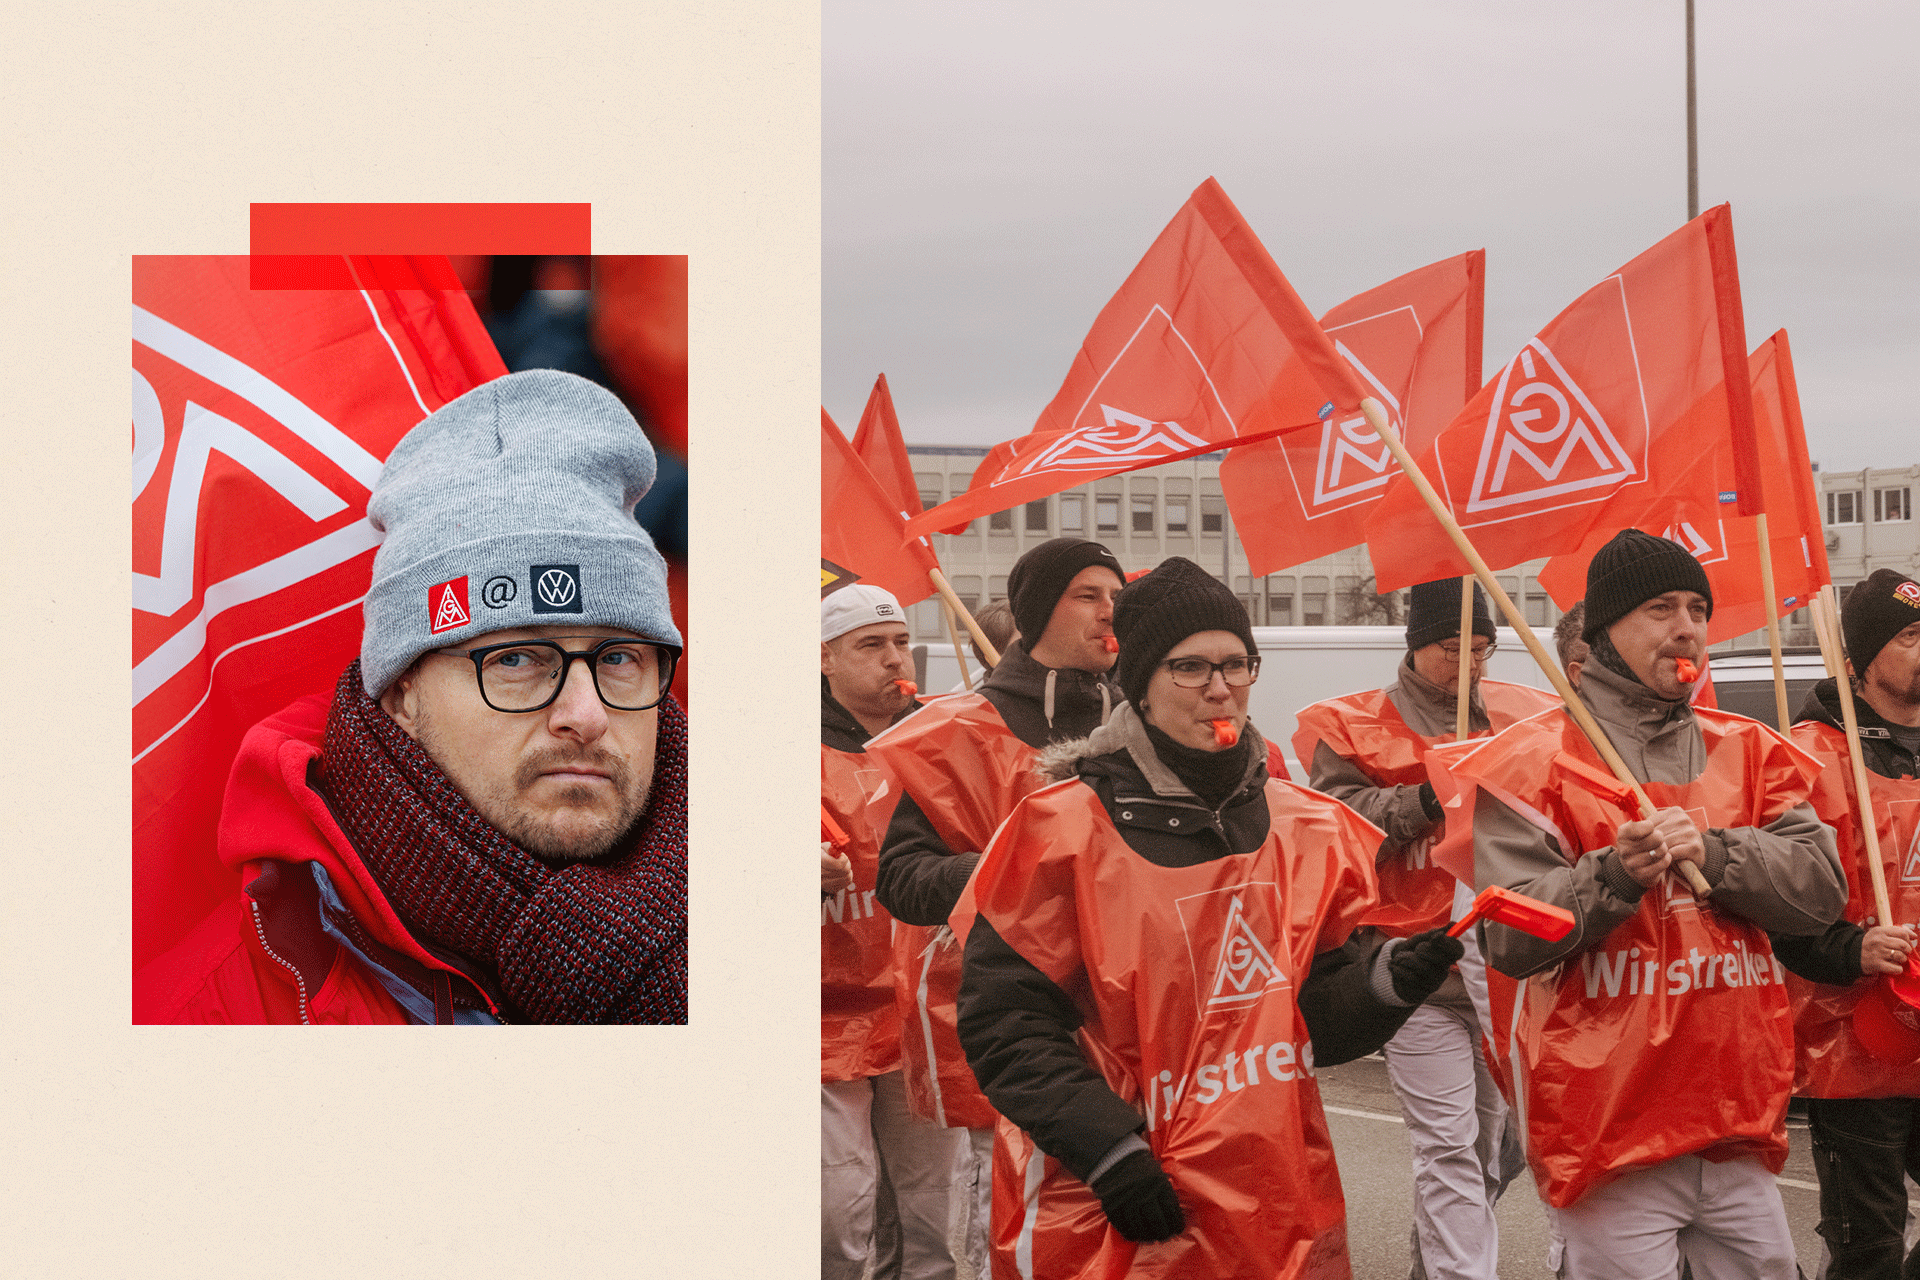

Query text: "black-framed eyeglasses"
[1439, 642, 1497, 664]
[432, 637, 680, 713]
[1160, 655, 1261, 688]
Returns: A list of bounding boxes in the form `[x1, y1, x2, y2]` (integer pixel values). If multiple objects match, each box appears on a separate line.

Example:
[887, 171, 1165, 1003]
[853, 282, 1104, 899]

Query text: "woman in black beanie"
[955, 557, 1464, 1278]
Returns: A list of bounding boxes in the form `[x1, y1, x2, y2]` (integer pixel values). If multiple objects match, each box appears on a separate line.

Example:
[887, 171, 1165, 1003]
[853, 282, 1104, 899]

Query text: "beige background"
[5, 5, 818, 1273]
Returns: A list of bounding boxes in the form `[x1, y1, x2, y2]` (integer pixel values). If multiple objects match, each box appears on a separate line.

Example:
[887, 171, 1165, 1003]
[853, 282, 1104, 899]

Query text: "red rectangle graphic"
[250, 202, 591, 254]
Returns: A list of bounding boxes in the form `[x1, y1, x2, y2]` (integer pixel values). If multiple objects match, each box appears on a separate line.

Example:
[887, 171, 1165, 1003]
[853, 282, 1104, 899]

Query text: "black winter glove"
[1091, 1149, 1185, 1243]
[1388, 927, 1466, 1004]
[1417, 781, 1444, 821]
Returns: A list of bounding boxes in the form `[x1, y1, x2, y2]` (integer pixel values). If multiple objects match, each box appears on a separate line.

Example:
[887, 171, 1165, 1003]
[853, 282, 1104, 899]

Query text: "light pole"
[1687, 0, 1698, 219]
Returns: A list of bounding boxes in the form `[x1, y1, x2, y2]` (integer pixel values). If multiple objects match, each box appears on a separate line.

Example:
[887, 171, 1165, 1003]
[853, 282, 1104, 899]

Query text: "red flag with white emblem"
[903, 178, 1364, 539]
[1219, 250, 1484, 574]
[1534, 330, 1830, 643]
[133, 256, 505, 972]
[1364, 206, 1757, 593]
[822, 408, 941, 605]
[850, 373, 923, 521]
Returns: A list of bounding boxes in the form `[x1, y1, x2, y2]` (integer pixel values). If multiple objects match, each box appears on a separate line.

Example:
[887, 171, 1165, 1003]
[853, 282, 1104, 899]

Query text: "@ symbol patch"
[481, 575, 517, 608]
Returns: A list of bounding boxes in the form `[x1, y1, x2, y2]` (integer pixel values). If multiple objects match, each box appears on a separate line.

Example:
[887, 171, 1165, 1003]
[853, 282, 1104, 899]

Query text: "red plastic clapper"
[1447, 884, 1576, 941]
[821, 805, 851, 854]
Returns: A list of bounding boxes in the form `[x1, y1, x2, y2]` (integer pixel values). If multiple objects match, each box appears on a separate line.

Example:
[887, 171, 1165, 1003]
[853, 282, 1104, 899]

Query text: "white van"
[911, 626, 1554, 779]
[1699, 647, 1828, 728]
[910, 633, 1830, 779]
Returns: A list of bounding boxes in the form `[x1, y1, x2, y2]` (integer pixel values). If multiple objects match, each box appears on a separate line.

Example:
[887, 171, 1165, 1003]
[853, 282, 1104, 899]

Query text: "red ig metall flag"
[1534, 329, 1831, 644]
[1365, 205, 1758, 593]
[905, 178, 1363, 540]
[1220, 250, 1484, 575]
[850, 372, 923, 522]
[822, 408, 940, 606]
[132, 256, 504, 971]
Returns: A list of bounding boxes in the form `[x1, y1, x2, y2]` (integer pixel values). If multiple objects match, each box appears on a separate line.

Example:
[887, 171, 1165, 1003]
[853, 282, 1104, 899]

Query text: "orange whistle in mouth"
[894, 679, 917, 697]
[1101, 636, 1119, 653]
[1674, 657, 1698, 683]
[1210, 719, 1238, 747]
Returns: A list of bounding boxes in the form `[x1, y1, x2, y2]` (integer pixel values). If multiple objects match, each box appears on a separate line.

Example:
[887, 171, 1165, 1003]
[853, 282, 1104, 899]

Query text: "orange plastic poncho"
[1786, 720, 1920, 1099]
[1292, 680, 1558, 936]
[972, 777, 1381, 1280]
[821, 743, 903, 1082]
[867, 695, 1044, 1128]
[1452, 708, 1822, 1208]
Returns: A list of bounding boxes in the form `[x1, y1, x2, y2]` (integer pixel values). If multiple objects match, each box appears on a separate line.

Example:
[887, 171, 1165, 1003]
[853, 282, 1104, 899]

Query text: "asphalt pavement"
[931, 1053, 1893, 1278]
[1318, 1052, 1833, 1278]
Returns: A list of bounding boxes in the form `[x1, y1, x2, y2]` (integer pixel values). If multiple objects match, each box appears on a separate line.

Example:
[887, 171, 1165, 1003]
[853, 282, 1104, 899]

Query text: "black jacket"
[820, 675, 918, 754]
[956, 706, 1416, 1182]
[875, 641, 1119, 926]
[1769, 677, 1913, 987]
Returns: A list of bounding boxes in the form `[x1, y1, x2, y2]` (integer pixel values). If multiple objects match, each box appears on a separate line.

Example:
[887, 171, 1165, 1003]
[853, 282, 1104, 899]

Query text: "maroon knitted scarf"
[316, 662, 688, 1024]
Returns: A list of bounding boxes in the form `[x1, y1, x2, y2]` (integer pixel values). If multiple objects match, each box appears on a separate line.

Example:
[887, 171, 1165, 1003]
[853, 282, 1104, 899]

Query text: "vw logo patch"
[482, 576, 518, 609]
[530, 564, 583, 614]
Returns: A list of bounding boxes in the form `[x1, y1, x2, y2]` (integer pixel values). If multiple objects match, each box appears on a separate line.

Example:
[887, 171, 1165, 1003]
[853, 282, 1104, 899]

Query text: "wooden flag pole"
[1360, 397, 1713, 895]
[1456, 576, 1475, 740]
[1756, 511, 1792, 733]
[930, 568, 1001, 668]
[1810, 586, 1894, 924]
[941, 595, 976, 691]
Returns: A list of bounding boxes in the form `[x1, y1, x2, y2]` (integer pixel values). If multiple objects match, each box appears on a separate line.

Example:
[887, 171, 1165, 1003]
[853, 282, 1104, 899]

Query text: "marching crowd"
[822, 528, 1920, 1280]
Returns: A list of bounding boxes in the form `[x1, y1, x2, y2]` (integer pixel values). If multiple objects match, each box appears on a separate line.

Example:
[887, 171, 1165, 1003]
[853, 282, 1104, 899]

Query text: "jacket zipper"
[248, 898, 311, 1024]
[1114, 792, 1231, 837]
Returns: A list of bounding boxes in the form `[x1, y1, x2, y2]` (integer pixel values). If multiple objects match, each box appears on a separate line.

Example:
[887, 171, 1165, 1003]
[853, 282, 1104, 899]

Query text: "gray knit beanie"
[359, 369, 680, 696]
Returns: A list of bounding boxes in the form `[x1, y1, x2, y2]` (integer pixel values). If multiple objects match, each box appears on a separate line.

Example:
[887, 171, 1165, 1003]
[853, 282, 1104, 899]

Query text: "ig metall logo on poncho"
[1177, 882, 1292, 1011]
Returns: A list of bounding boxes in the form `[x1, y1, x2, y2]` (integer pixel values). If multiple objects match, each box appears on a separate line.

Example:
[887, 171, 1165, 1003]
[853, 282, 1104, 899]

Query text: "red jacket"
[132, 694, 503, 1025]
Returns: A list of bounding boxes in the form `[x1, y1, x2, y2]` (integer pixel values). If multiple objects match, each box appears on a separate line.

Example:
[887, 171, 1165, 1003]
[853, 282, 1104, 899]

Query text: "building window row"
[915, 481, 1228, 540]
[1827, 487, 1910, 525]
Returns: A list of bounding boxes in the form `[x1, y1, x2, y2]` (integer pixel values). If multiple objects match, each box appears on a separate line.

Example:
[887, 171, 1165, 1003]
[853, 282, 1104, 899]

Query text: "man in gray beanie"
[1457, 528, 1844, 1277]
[1291, 577, 1555, 1280]
[134, 370, 687, 1025]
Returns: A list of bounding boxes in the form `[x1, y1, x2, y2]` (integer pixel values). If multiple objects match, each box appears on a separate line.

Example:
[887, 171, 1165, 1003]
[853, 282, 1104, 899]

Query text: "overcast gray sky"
[826, 1, 1916, 473]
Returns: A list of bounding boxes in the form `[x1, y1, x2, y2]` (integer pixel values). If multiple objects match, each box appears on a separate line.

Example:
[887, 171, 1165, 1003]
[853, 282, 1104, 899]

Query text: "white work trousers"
[1383, 983, 1513, 1280]
[822, 1071, 968, 1280]
[963, 1125, 993, 1280]
[1552, 1155, 1796, 1280]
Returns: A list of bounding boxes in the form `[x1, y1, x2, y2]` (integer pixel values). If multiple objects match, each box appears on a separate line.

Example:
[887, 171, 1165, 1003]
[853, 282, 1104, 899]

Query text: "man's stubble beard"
[412, 708, 655, 864]
[1865, 662, 1920, 723]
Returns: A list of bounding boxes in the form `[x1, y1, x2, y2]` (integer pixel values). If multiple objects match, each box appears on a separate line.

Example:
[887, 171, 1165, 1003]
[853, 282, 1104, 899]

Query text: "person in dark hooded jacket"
[956, 557, 1461, 1278]
[1771, 568, 1920, 1280]
[872, 537, 1127, 925]
[863, 536, 1128, 1278]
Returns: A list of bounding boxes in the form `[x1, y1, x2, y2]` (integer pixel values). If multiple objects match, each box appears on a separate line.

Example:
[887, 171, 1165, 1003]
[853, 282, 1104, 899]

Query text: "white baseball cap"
[822, 584, 909, 643]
